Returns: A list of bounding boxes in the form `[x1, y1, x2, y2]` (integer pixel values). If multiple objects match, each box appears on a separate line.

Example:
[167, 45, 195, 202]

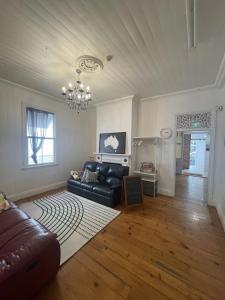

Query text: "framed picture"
[99, 132, 126, 154]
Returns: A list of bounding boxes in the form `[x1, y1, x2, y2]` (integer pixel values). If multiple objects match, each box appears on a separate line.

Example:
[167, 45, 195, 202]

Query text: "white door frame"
[174, 109, 216, 206]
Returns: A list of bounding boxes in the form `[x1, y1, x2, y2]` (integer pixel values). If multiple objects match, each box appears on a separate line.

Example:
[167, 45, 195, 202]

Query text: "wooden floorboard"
[26, 184, 225, 300]
[175, 175, 208, 204]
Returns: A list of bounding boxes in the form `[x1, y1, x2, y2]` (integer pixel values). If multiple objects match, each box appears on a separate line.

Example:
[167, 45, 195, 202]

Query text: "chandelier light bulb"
[62, 87, 66, 95]
[86, 86, 90, 92]
[68, 83, 73, 92]
[80, 83, 84, 89]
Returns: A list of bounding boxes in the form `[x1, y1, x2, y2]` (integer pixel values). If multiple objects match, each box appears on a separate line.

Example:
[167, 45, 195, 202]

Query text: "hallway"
[175, 175, 208, 203]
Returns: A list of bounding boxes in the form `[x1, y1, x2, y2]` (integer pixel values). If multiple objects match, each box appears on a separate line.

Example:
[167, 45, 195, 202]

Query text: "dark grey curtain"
[26, 108, 51, 164]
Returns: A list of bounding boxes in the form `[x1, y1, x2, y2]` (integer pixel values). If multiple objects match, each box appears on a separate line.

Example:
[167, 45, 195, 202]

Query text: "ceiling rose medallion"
[61, 56, 104, 114]
[76, 55, 104, 73]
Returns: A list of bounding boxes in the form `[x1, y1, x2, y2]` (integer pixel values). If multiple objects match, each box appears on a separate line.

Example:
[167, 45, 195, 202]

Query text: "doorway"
[175, 130, 210, 203]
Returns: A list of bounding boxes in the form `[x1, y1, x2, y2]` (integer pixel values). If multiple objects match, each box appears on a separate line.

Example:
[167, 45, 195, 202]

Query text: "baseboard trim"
[208, 199, 216, 207]
[216, 203, 225, 233]
[158, 188, 174, 197]
[8, 180, 67, 202]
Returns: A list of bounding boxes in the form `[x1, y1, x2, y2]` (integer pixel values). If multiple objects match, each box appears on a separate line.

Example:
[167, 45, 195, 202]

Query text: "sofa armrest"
[110, 184, 122, 189]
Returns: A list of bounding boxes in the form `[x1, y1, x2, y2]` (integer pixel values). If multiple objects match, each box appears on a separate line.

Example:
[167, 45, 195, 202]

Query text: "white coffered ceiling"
[0, 0, 225, 102]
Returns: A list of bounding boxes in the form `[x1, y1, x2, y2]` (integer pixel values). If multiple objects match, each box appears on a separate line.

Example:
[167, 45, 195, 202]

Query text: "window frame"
[22, 104, 57, 169]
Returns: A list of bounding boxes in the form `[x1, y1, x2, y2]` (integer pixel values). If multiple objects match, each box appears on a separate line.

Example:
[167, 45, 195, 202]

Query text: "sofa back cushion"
[107, 164, 125, 179]
[83, 161, 129, 185]
[96, 163, 109, 183]
[83, 161, 97, 172]
[106, 177, 121, 188]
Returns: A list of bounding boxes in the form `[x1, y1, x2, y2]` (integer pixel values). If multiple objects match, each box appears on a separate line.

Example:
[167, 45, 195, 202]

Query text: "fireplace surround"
[94, 152, 131, 168]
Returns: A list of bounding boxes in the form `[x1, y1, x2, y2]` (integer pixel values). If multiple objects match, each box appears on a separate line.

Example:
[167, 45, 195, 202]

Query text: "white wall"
[94, 87, 225, 230]
[0, 79, 96, 200]
[138, 88, 225, 205]
[96, 96, 134, 154]
[216, 86, 225, 231]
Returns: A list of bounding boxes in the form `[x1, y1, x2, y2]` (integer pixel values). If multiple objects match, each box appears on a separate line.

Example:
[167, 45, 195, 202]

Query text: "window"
[25, 107, 56, 166]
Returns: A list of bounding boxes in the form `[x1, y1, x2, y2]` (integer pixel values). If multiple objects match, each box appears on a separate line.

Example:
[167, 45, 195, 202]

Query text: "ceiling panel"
[0, 0, 225, 102]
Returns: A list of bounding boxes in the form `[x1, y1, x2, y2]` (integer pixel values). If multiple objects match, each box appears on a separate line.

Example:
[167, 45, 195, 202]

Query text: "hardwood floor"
[29, 189, 225, 300]
[175, 175, 207, 203]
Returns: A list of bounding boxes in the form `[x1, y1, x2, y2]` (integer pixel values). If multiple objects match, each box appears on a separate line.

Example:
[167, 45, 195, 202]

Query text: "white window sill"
[22, 162, 59, 170]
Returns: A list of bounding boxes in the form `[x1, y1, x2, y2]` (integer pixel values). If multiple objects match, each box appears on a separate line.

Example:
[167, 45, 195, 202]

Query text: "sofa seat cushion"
[67, 179, 96, 191]
[80, 182, 97, 191]
[0, 207, 29, 236]
[93, 185, 114, 197]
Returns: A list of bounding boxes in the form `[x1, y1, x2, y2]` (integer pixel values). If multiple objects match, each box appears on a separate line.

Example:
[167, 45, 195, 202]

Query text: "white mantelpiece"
[94, 152, 131, 167]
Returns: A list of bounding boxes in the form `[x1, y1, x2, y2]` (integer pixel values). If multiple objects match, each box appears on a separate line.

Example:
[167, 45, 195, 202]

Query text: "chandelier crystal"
[61, 69, 92, 114]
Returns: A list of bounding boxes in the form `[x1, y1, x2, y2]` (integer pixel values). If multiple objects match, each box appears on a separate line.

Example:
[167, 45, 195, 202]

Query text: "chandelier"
[61, 55, 105, 114]
[61, 69, 92, 114]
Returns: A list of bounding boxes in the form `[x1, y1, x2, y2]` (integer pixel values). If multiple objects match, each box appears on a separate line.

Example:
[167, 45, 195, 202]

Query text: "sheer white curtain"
[26, 108, 51, 164]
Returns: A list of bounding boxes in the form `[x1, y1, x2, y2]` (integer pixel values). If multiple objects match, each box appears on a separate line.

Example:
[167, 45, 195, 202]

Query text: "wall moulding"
[93, 95, 135, 106]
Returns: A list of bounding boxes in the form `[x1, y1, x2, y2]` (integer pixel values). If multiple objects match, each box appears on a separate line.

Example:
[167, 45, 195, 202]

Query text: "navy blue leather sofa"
[67, 161, 129, 207]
